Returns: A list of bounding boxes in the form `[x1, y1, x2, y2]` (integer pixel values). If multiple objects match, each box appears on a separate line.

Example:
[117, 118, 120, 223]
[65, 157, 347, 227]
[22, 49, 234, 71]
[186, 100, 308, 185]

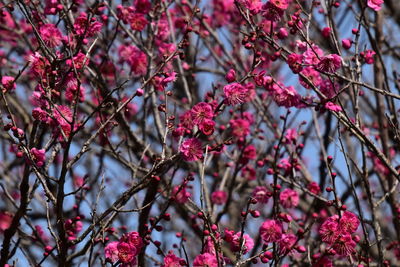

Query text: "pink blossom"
[342, 39, 352, 50]
[223, 82, 253, 106]
[270, 0, 289, 10]
[339, 211, 360, 234]
[135, 0, 152, 14]
[242, 165, 256, 181]
[44, 0, 62, 15]
[325, 102, 342, 112]
[252, 186, 270, 203]
[29, 52, 50, 77]
[104, 241, 119, 263]
[39, 24, 63, 48]
[180, 138, 203, 161]
[230, 119, 251, 137]
[279, 189, 299, 208]
[172, 185, 191, 204]
[278, 233, 297, 255]
[121, 231, 144, 251]
[32, 108, 48, 122]
[312, 255, 333, 267]
[272, 85, 301, 108]
[259, 219, 283, 244]
[211, 190, 227, 205]
[73, 12, 102, 37]
[277, 27, 289, 39]
[30, 148, 46, 167]
[332, 234, 357, 256]
[321, 27, 332, 38]
[191, 102, 213, 125]
[243, 145, 257, 160]
[368, 0, 384, 11]
[193, 253, 218, 267]
[180, 110, 194, 129]
[64, 73, 85, 102]
[319, 79, 339, 99]
[262, 2, 285, 21]
[304, 45, 325, 65]
[118, 44, 148, 75]
[228, 232, 254, 254]
[212, 0, 235, 27]
[285, 128, 298, 144]
[316, 54, 342, 73]
[1, 76, 15, 92]
[129, 13, 148, 31]
[53, 105, 74, 139]
[363, 50, 376, 64]
[154, 72, 177, 91]
[117, 242, 137, 263]
[203, 236, 218, 255]
[225, 69, 236, 83]
[287, 53, 303, 74]
[299, 67, 322, 89]
[319, 215, 339, 244]
[162, 251, 186, 267]
[65, 218, 83, 239]
[0, 212, 13, 232]
[307, 182, 321, 195]
[238, 0, 263, 14]
[66, 52, 88, 70]
[199, 119, 215, 136]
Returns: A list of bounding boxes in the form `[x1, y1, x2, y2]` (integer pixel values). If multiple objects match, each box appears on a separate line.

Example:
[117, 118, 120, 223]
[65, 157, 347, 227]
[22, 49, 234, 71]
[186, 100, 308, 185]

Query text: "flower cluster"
[319, 211, 360, 256]
[105, 232, 143, 266]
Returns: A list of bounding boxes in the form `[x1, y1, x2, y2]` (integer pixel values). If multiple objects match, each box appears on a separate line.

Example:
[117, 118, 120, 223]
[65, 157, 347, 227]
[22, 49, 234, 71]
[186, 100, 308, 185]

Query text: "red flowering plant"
[1, 0, 400, 266]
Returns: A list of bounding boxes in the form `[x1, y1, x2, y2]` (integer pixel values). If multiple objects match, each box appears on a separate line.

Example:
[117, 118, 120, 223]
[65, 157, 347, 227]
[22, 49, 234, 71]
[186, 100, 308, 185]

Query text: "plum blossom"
[278, 233, 297, 255]
[193, 253, 218, 267]
[1, 76, 15, 92]
[224, 230, 254, 254]
[223, 82, 254, 106]
[363, 50, 376, 64]
[307, 182, 321, 195]
[0, 212, 12, 232]
[118, 44, 148, 75]
[325, 102, 342, 112]
[104, 242, 119, 263]
[73, 12, 102, 37]
[238, 0, 263, 14]
[162, 251, 186, 267]
[225, 69, 236, 83]
[105, 231, 143, 265]
[279, 188, 299, 208]
[190, 102, 213, 125]
[332, 234, 357, 256]
[211, 190, 227, 205]
[30, 148, 46, 167]
[319, 211, 360, 256]
[252, 186, 270, 203]
[287, 53, 303, 74]
[319, 215, 340, 244]
[271, 85, 301, 108]
[180, 138, 203, 161]
[316, 54, 342, 73]
[259, 219, 283, 243]
[39, 24, 63, 47]
[230, 119, 251, 138]
[241, 165, 256, 180]
[299, 67, 322, 89]
[172, 185, 191, 204]
[262, 0, 287, 21]
[368, 0, 384, 11]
